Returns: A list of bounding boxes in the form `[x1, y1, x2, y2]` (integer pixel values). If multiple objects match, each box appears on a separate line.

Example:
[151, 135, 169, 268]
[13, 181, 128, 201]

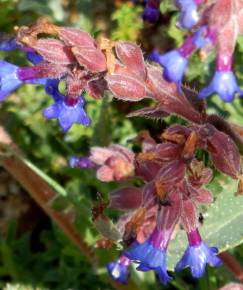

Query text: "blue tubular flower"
[160, 51, 187, 85]
[43, 96, 91, 132]
[177, 0, 199, 29]
[124, 230, 172, 284]
[106, 256, 130, 284]
[0, 60, 23, 101]
[0, 60, 48, 101]
[199, 71, 242, 102]
[149, 50, 187, 87]
[175, 229, 222, 278]
[175, 241, 222, 278]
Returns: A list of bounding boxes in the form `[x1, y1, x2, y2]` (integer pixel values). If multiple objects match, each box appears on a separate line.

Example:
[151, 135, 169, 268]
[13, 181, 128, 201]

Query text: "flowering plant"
[0, 1, 243, 289]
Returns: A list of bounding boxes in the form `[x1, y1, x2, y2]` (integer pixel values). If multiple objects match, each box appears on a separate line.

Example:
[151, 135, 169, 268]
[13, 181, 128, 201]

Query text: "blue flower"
[177, 0, 199, 29]
[43, 96, 91, 132]
[149, 50, 187, 87]
[0, 37, 19, 51]
[106, 257, 130, 284]
[124, 240, 172, 284]
[142, 6, 160, 23]
[193, 26, 210, 49]
[175, 241, 222, 278]
[199, 71, 243, 102]
[0, 60, 23, 101]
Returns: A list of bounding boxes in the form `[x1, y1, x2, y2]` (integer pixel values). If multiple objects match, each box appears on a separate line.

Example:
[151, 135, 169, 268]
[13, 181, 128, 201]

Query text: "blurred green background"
[0, 0, 243, 289]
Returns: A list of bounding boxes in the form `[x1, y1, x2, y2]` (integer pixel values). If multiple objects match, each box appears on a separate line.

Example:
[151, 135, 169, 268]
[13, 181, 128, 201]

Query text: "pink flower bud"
[109, 187, 142, 210]
[207, 130, 241, 178]
[58, 27, 95, 47]
[71, 46, 107, 72]
[90, 145, 135, 182]
[32, 39, 75, 64]
[106, 74, 146, 101]
[115, 42, 146, 79]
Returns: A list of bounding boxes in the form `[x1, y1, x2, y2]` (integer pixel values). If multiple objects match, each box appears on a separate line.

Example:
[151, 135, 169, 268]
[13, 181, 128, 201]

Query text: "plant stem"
[219, 252, 243, 281]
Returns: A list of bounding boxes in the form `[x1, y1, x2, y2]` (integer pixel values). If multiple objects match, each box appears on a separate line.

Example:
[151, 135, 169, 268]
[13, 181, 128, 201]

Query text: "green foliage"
[111, 3, 143, 41]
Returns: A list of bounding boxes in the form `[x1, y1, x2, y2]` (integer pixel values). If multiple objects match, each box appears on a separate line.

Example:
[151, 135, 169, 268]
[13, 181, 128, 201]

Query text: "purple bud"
[142, 6, 160, 23]
[69, 156, 94, 169]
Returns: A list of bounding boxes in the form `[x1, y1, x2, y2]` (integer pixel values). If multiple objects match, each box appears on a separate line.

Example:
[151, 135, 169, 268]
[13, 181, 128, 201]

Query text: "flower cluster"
[149, 0, 243, 102]
[1, 17, 243, 285]
[68, 39, 242, 283]
[71, 108, 242, 283]
[0, 17, 109, 132]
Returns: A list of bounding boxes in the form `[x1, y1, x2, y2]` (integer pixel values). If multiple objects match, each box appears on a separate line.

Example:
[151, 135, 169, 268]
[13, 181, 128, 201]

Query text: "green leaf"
[167, 177, 243, 270]
[93, 217, 122, 242]
[160, 0, 176, 14]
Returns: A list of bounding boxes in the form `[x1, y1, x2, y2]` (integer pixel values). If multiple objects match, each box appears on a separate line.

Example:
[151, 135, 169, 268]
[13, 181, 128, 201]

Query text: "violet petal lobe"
[0, 60, 22, 101]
